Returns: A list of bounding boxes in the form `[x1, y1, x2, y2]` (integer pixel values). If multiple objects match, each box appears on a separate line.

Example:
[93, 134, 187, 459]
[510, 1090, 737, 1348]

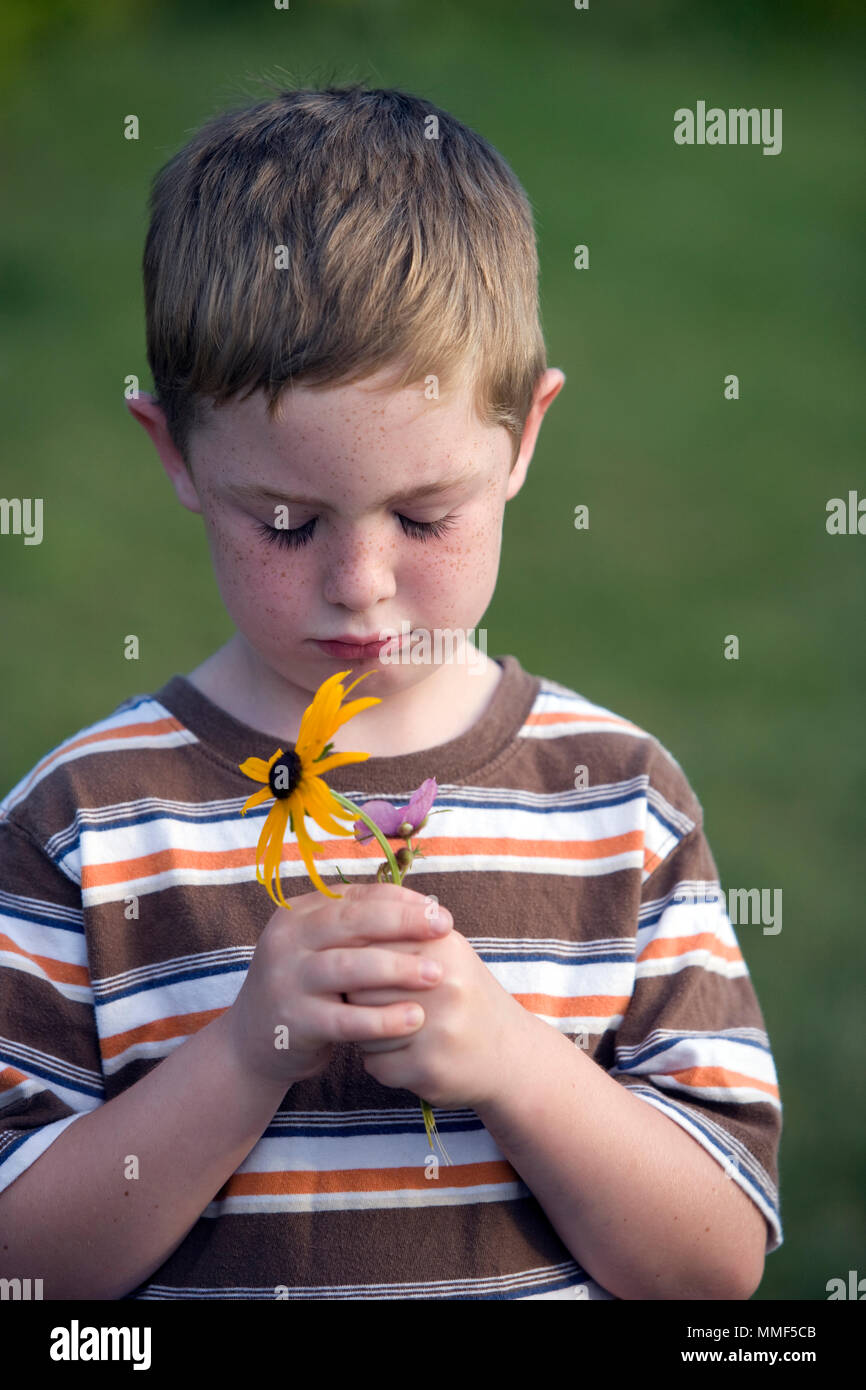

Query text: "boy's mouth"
[313, 635, 397, 660]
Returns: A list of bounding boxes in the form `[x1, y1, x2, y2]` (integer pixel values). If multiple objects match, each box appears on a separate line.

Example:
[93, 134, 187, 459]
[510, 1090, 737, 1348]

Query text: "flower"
[352, 777, 438, 842]
[237, 672, 453, 1165]
[238, 669, 380, 909]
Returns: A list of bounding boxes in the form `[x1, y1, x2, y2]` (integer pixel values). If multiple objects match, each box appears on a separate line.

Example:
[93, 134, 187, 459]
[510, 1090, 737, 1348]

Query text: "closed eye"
[254, 513, 458, 550]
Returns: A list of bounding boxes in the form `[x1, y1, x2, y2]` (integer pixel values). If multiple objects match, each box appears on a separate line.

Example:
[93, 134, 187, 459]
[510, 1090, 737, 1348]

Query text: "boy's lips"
[313, 635, 400, 660]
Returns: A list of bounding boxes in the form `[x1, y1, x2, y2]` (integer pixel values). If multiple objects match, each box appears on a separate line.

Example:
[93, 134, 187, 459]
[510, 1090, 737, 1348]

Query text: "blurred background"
[1, 0, 863, 1299]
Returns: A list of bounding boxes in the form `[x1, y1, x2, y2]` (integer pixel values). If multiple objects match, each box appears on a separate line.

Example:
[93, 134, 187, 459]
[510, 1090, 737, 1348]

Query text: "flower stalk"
[330, 787, 452, 1165]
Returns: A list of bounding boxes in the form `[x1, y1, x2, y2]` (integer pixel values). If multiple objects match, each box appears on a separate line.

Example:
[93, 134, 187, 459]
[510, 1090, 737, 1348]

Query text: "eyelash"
[254, 513, 458, 550]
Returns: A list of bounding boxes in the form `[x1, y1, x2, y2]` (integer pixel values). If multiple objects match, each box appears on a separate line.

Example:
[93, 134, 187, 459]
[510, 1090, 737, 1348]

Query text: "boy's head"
[128, 83, 563, 704]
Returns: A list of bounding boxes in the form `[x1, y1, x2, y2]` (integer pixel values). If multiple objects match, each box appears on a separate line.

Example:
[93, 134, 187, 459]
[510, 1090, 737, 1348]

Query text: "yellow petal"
[294, 807, 342, 898]
[294, 668, 380, 769]
[300, 775, 358, 837]
[241, 786, 272, 815]
[295, 672, 350, 760]
[258, 814, 281, 891]
[254, 802, 279, 872]
[261, 800, 290, 900]
[311, 750, 371, 774]
[267, 867, 293, 911]
[238, 756, 271, 783]
[326, 696, 381, 733]
[341, 669, 378, 698]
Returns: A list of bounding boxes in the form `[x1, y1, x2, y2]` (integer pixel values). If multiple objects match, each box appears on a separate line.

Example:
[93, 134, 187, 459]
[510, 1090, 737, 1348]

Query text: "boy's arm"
[475, 819, 782, 1301]
[475, 1010, 767, 1300]
[0, 814, 290, 1300]
[0, 1008, 287, 1300]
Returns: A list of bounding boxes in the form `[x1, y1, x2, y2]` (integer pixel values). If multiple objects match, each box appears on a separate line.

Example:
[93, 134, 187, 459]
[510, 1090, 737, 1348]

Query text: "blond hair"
[142, 83, 548, 470]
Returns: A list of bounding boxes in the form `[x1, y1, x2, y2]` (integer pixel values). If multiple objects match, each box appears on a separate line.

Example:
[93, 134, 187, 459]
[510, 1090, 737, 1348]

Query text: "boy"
[0, 84, 782, 1300]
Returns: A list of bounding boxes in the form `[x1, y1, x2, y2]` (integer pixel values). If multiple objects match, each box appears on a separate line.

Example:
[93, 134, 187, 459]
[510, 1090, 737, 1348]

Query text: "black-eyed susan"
[238, 668, 380, 909]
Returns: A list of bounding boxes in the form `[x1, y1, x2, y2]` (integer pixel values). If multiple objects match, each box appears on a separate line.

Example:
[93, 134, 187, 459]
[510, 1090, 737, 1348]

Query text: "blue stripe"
[624, 1083, 780, 1214]
[50, 786, 653, 843]
[261, 1114, 487, 1141]
[93, 958, 250, 1003]
[615, 1032, 773, 1070]
[647, 803, 688, 840]
[0, 1052, 104, 1101]
[0, 903, 84, 934]
[479, 946, 634, 964]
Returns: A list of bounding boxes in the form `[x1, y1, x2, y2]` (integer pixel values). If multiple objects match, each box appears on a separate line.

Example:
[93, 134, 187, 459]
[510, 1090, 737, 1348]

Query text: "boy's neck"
[184, 635, 504, 759]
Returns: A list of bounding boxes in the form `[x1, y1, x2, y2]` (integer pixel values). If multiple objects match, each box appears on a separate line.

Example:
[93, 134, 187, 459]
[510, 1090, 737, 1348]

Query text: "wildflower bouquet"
[238, 668, 451, 1163]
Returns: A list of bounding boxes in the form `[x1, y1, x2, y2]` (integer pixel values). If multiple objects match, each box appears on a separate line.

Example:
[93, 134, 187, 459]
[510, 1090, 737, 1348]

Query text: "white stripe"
[204, 1180, 529, 1216]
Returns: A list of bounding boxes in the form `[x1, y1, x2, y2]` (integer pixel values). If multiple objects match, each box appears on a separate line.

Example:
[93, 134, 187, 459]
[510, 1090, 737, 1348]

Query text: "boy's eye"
[254, 513, 457, 550]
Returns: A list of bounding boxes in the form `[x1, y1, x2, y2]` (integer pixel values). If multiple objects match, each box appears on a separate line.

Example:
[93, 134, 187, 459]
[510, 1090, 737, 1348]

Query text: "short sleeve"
[610, 820, 783, 1255]
[0, 817, 104, 1198]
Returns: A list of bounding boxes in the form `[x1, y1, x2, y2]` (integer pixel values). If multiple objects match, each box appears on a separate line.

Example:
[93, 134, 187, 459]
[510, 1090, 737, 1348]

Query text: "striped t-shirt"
[0, 654, 782, 1299]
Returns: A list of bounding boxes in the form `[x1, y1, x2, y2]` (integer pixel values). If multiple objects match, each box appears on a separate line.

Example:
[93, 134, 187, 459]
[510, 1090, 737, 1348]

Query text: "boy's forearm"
[0, 1011, 288, 1300]
[473, 1009, 766, 1300]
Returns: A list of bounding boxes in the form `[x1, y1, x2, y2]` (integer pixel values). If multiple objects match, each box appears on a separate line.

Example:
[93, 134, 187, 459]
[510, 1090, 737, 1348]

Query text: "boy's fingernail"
[405, 1006, 423, 1026]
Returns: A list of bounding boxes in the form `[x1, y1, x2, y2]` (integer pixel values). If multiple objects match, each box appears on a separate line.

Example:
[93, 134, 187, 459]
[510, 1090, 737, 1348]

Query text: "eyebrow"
[224, 467, 476, 511]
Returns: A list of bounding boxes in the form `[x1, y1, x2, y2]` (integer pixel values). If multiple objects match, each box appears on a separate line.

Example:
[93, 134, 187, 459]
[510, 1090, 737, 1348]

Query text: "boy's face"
[128, 365, 563, 708]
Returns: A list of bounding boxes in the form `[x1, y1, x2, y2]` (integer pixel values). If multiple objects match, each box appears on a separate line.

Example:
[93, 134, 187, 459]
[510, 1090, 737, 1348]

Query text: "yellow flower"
[238, 669, 380, 909]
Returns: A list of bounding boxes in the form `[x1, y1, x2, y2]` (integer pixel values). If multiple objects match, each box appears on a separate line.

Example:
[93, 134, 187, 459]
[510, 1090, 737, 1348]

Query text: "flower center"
[268, 751, 302, 799]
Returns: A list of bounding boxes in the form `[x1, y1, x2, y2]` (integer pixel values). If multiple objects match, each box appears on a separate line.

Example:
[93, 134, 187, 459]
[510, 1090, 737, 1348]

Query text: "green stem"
[329, 792, 404, 883]
[327, 791, 452, 1165]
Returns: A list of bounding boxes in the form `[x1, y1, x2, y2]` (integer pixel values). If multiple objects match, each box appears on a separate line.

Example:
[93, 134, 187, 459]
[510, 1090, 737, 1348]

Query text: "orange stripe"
[12, 716, 188, 802]
[665, 1065, 779, 1101]
[638, 932, 743, 964]
[220, 1159, 518, 1198]
[83, 830, 646, 890]
[103, 997, 629, 1060]
[101, 1007, 226, 1060]
[525, 711, 644, 733]
[0, 1065, 29, 1093]
[643, 849, 663, 876]
[0, 932, 90, 987]
[515, 992, 631, 1017]
[85, 845, 259, 889]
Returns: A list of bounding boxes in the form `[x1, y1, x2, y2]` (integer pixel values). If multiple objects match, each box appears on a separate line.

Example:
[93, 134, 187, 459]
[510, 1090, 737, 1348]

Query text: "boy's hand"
[223, 883, 453, 1088]
[345, 921, 531, 1112]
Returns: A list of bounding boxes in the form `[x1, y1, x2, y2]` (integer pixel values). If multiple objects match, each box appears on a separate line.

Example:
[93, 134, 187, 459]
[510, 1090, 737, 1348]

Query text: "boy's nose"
[321, 537, 397, 612]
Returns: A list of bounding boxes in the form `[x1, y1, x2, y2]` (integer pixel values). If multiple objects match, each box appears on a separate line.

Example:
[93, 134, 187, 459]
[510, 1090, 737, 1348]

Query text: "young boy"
[0, 84, 782, 1300]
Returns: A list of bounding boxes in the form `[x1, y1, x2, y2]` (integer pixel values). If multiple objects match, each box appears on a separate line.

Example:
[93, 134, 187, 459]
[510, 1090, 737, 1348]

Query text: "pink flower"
[353, 777, 438, 842]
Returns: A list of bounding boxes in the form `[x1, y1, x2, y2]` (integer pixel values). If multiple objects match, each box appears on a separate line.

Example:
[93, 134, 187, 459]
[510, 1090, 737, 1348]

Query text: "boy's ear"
[125, 391, 202, 515]
[505, 369, 566, 502]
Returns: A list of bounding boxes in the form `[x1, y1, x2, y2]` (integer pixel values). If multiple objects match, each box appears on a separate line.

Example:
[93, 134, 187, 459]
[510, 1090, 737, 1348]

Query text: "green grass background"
[1, 0, 863, 1299]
